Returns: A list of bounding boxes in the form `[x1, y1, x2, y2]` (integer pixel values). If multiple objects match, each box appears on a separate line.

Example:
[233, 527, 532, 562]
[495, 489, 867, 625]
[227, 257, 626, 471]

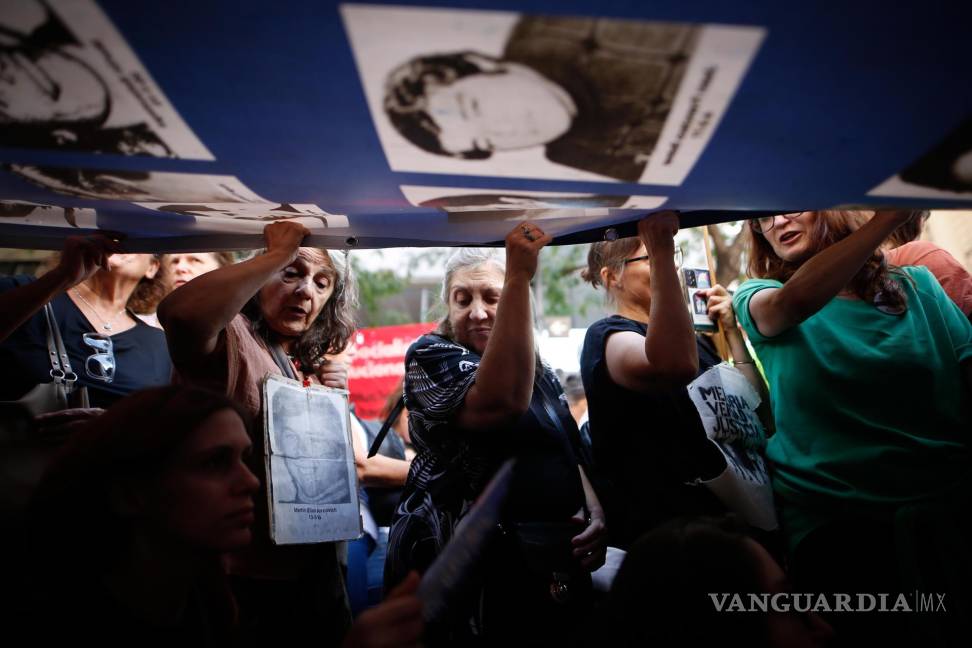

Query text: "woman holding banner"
[159, 221, 357, 645]
[579, 211, 773, 550]
[735, 210, 972, 645]
[386, 222, 606, 646]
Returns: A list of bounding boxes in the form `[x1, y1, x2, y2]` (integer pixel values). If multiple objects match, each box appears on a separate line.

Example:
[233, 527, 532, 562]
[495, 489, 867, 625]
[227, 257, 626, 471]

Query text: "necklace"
[73, 287, 126, 332]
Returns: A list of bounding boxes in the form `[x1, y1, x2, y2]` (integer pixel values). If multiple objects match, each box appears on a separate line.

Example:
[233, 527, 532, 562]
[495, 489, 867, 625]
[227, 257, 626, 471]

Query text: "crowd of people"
[0, 210, 969, 646]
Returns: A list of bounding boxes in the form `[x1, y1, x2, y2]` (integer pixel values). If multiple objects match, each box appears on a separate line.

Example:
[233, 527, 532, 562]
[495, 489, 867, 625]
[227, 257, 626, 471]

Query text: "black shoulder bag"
[6, 303, 89, 416]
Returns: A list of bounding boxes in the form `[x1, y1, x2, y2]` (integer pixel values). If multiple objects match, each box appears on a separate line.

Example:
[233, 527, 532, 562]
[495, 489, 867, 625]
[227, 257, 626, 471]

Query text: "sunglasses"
[82, 332, 115, 383]
[750, 212, 805, 234]
[624, 248, 683, 268]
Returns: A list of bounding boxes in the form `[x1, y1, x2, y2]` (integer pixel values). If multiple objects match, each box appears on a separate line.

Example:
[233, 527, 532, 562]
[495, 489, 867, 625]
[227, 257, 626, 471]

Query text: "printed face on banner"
[342, 5, 764, 185]
[137, 202, 350, 229]
[401, 185, 666, 214]
[400, 185, 666, 236]
[6, 165, 266, 203]
[0, 200, 96, 227]
[869, 117, 972, 201]
[269, 385, 351, 506]
[0, 0, 212, 158]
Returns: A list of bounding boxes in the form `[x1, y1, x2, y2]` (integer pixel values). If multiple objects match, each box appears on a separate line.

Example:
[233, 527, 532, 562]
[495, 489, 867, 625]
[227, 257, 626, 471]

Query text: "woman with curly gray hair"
[158, 221, 357, 646]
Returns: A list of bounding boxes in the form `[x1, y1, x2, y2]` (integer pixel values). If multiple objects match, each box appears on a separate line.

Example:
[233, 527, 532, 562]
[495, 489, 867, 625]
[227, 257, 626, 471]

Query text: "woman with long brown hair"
[159, 221, 358, 645]
[734, 210, 972, 645]
[21, 385, 424, 646]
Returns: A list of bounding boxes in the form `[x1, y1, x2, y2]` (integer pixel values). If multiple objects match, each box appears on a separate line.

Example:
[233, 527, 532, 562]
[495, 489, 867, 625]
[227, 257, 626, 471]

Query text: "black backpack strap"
[368, 394, 405, 458]
[534, 377, 591, 470]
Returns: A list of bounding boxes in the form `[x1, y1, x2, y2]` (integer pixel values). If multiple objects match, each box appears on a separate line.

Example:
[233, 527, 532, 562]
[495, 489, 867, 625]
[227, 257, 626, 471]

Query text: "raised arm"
[0, 235, 114, 343]
[703, 284, 775, 433]
[605, 213, 699, 391]
[158, 221, 307, 362]
[457, 222, 551, 430]
[748, 211, 913, 337]
[350, 428, 410, 487]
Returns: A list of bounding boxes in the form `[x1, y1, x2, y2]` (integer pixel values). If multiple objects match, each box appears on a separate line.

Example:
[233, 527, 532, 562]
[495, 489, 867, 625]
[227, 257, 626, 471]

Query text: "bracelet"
[733, 360, 755, 365]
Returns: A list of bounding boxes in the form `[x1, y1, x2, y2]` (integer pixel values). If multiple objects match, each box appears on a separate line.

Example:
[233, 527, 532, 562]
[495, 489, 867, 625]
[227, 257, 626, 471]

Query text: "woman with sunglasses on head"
[579, 212, 770, 550]
[733, 210, 972, 646]
[158, 221, 358, 646]
[0, 234, 172, 408]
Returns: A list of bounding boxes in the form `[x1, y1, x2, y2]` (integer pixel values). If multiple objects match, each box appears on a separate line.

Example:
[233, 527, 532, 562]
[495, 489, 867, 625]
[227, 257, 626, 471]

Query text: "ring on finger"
[522, 225, 537, 242]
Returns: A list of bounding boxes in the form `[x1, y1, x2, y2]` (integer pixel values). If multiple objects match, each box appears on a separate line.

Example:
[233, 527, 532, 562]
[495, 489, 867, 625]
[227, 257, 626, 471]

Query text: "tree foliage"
[536, 243, 598, 318]
[351, 255, 410, 327]
[705, 222, 750, 287]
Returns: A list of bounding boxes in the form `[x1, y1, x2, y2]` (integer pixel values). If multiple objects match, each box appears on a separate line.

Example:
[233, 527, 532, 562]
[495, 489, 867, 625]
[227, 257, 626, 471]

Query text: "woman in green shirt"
[733, 210, 972, 646]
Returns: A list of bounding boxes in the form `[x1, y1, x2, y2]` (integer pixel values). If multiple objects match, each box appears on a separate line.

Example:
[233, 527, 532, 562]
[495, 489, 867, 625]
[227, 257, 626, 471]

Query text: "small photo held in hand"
[683, 267, 716, 331]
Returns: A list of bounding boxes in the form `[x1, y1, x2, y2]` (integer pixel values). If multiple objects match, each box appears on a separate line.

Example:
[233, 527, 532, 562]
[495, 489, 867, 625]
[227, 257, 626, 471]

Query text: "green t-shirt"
[733, 266, 972, 550]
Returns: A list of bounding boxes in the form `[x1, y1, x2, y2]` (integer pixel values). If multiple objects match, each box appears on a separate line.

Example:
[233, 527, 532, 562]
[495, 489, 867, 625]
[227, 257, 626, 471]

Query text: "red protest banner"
[349, 322, 436, 420]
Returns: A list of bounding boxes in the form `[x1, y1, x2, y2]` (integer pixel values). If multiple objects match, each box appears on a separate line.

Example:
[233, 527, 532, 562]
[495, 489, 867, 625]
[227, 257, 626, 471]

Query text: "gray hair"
[243, 247, 358, 368]
[435, 247, 506, 339]
[435, 246, 543, 377]
[439, 247, 506, 303]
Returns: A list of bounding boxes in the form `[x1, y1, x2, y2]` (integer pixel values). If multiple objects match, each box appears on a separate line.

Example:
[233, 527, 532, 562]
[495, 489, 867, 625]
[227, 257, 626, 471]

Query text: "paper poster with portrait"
[0, 0, 212, 159]
[135, 202, 350, 229]
[868, 117, 972, 201]
[686, 364, 777, 531]
[343, 5, 764, 185]
[264, 375, 361, 545]
[6, 165, 267, 203]
[0, 200, 96, 228]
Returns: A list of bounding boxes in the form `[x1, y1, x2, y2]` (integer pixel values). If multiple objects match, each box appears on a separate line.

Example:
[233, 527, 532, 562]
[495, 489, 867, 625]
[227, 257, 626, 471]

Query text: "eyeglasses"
[623, 248, 683, 268]
[82, 332, 115, 383]
[750, 212, 805, 234]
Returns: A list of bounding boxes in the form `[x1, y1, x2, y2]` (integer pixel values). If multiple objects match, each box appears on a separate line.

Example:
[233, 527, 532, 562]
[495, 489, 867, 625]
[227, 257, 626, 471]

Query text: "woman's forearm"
[645, 252, 699, 378]
[773, 213, 909, 324]
[725, 327, 775, 434]
[159, 249, 291, 358]
[578, 465, 603, 518]
[0, 269, 72, 343]
[469, 274, 536, 414]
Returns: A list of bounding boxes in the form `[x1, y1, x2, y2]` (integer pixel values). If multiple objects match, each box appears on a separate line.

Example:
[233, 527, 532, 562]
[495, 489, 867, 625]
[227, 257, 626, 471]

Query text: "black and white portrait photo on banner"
[400, 185, 666, 229]
[869, 116, 972, 201]
[6, 164, 266, 202]
[342, 4, 764, 185]
[136, 202, 351, 229]
[401, 185, 666, 212]
[0, 200, 96, 228]
[264, 376, 360, 545]
[0, 0, 212, 158]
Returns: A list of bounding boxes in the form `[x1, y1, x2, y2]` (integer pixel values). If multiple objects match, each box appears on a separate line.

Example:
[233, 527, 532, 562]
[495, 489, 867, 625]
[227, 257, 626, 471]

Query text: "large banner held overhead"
[1, 0, 970, 251]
